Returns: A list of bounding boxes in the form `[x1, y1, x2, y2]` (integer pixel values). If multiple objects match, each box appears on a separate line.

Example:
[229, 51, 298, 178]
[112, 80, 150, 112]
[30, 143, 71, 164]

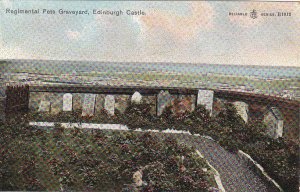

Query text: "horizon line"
[1, 58, 299, 68]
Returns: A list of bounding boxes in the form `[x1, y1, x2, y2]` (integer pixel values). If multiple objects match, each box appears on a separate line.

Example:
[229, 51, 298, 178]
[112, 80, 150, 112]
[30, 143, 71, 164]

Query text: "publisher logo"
[250, 9, 257, 19]
[229, 9, 292, 19]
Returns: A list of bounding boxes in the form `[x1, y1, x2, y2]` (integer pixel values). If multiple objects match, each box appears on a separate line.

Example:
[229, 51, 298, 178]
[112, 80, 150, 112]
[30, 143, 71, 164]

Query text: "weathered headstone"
[63, 93, 73, 112]
[115, 95, 130, 113]
[29, 92, 44, 111]
[233, 101, 249, 123]
[72, 93, 83, 112]
[38, 100, 50, 112]
[131, 91, 142, 104]
[82, 94, 96, 117]
[95, 94, 105, 114]
[50, 93, 63, 114]
[104, 95, 115, 116]
[38, 93, 51, 112]
[197, 90, 214, 116]
[157, 90, 173, 116]
[172, 95, 195, 116]
[142, 96, 156, 115]
[263, 107, 284, 139]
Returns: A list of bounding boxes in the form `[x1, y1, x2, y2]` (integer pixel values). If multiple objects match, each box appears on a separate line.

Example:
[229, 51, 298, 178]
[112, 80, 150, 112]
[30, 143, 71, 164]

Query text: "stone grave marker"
[142, 96, 156, 115]
[63, 93, 73, 112]
[95, 94, 105, 115]
[172, 95, 195, 116]
[38, 100, 50, 112]
[104, 95, 115, 116]
[115, 95, 130, 114]
[197, 90, 214, 116]
[157, 90, 173, 116]
[82, 94, 96, 117]
[72, 93, 83, 112]
[50, 93, 63, 114]
[29, 92, 44, 111]
[233, 101, 249, 123]
[131, 91, 142, 104]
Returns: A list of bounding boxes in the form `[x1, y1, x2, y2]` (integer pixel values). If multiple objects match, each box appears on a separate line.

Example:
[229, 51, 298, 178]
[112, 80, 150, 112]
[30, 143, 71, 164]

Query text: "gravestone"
[115, 95, 130, 113]
[82, 94, 96, 117]
[38, 100, 50, 112]
[29, 92, 44, 111]
[50, 93, 63, 114]
[233, 101, 249, 123]
[131, 91, 142, 104]
[197, 90, 214, 116]
[142, 96, 156, 115]
[172, 95, 195, 116]
[95, 94, 105, 115]
[104, 95, 115, 116]
[38, 93, 51, 112]
[263, 107, 284, 139]
[73, 93, 83, 112]
[157, 90, 173, 116]
[63, 93, 73, 112]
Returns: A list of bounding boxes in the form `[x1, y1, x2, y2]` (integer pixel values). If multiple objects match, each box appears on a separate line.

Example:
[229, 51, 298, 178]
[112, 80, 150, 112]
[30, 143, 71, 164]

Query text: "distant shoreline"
[1, 59, 299, 69]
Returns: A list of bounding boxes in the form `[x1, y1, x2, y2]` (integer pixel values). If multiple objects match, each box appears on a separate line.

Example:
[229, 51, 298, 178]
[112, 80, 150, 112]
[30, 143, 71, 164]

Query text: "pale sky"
[0, 1, 299, 66]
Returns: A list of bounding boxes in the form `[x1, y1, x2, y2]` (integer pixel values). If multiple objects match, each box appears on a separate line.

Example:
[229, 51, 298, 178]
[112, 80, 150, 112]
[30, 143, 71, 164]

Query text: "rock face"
[63, 93, 72, 112]
[157, 90, 173, 116]
[233, 101, 249, 123]
[131, 91, 142, 104]
[197, 90, 214, 116]
[133, 170, 143, 187]
[104, 95, 115, 116]
[82, 94, 96, 117]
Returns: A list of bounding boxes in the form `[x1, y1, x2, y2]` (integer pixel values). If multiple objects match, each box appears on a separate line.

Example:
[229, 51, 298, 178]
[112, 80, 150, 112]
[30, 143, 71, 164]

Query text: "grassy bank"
[27, 102, 300, 192]
[0, 120, 217, 191]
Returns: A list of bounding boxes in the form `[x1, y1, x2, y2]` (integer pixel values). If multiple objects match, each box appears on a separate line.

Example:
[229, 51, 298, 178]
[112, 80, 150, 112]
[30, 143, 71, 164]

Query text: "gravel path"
[165, 134, 277, 192]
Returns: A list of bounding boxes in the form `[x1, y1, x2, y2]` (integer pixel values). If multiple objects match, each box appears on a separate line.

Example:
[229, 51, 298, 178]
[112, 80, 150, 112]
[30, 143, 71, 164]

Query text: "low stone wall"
[29, 91, 200, 117]
[27, 88, 298, 141]
[237, 150, 283, 192]
[0, 98, 5, 122]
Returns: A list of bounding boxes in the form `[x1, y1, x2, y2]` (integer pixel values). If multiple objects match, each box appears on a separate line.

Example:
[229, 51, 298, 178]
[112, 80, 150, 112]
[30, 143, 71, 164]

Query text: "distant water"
[1, 59, 299, 79]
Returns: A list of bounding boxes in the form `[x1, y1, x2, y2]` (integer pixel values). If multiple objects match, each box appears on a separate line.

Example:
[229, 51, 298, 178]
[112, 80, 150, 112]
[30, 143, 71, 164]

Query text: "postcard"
[0, 1, 299, 192]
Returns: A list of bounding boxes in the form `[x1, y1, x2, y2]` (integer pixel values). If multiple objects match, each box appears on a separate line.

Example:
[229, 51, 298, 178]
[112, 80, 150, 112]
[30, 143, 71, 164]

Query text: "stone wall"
[22, 88, 299, 139]
[29, 90, 210, 117]
[0, 97, 5, 122]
